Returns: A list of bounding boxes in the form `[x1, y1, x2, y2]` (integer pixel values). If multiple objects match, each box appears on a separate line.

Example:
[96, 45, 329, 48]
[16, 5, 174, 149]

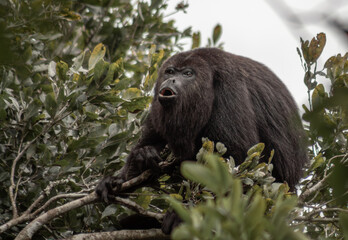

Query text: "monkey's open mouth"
[159, 88, 176, 97]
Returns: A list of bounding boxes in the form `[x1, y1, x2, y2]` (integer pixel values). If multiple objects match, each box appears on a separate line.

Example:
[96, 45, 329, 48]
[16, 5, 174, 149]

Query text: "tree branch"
[294, 216, 340, 223]
[63, 229, 170, 240]
[114, 196, 164, 221]
[15, 193, 98, 240]
[298, 172, 332, 203]
[8, 103, 72, 220]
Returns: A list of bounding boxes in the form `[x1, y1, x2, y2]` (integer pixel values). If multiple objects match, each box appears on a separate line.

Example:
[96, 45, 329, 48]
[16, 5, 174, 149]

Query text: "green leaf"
[230, 179, 243, 217]
[136, 190, 152, 209]
[205, 154, 231, 191]
[181, 162, 213, 186]
[310, 153, 325, 171]
[104, 58, 124, 86]
[121, 96, 152, 113]
[56, 60, 69, 81]
[24, 99, 41, 121]
[101, 204, 118, 219]
[312, 84, 325, 110]
[247, 143, 265, 156]
[339, 212, 348, 240]
[191, 32, 201, 49]
[212, 24, 222, 45]
[181, 160, 227, 195]
[93, 59, 109, 82]
[89, 43, 106, 71]
[44, 93, 57, 117]
[114, 77, 130, 91]
[245, 194, 266, 238]
[164, 196, 192, 224]
[144, 71, 158, 92]
[67, 136, 87, 151]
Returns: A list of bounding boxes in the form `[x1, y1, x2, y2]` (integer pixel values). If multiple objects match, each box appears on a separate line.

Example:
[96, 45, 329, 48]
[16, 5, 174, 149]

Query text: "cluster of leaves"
[166, 139, 307, 240]
[0, 0, 191, 238]
[297, 33, 348, 239]
[191, 24, 223, 49]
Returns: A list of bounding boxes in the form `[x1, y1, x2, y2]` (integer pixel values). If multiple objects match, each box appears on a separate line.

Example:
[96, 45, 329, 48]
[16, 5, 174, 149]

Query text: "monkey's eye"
[165, 68, 175, 75]
[183, 70, 193, 77]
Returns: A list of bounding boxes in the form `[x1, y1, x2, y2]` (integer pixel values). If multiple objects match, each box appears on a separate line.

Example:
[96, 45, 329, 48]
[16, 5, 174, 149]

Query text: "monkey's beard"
[151, 87, 214, 160]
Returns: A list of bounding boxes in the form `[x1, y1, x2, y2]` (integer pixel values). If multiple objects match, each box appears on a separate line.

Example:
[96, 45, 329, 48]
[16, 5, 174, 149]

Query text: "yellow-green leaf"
[88, 43, 106, 70]
[310, 153, 325, 171]
[191, 32, 201, 49]
[212, 24, 222, 45]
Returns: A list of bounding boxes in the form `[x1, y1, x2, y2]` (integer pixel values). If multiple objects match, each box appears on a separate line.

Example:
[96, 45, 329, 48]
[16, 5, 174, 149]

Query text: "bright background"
[166, 0, 348, 108]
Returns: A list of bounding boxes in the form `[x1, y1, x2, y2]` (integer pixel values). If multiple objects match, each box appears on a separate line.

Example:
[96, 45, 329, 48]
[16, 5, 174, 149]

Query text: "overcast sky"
[165, 0, 348, 108]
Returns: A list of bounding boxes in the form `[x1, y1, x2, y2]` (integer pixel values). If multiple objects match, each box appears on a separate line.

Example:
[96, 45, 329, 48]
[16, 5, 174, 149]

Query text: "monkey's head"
[150, 49, 216, 148]
[154, 50, 214, 108]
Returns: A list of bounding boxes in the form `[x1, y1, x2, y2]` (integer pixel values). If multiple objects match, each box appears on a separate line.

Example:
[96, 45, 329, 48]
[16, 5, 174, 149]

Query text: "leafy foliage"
[167, 141, 307, 240]
[297, 33, 348, 239]
[0, 0, 190, 238]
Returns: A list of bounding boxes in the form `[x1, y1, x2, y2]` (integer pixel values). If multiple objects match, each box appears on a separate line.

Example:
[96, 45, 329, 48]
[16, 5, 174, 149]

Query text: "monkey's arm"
[96, 117, 167, 202]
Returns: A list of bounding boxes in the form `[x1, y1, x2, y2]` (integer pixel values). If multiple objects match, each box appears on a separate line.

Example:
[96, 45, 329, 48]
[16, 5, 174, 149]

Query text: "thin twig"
[32, 193, 88, 216]
[8, 102, 71, 219]
[114, 196, 164, 221]
[299, 172, 332, 203]
[303, 208, 348, 219]
[9, 134, 41, 218]
[294, 216, 340, 223]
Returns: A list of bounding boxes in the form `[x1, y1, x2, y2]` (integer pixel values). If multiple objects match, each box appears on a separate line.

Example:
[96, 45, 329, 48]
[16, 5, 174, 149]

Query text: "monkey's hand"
[96, 145, 162, 202]
[95, 175, 124, 203]
[123, 145, 163, 180]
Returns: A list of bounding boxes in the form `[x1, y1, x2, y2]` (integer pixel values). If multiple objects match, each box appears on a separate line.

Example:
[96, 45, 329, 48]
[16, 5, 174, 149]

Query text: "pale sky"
[165, 0, 348, 109]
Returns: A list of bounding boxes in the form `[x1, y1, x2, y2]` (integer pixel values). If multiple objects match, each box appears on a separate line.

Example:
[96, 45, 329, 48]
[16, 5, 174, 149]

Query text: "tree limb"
[15, 192, 98, 240]
[63, 229, 170, 240]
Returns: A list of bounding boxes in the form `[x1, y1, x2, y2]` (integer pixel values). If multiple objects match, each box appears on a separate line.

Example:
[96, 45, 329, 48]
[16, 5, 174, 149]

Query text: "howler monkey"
[96, 48, 307, 233]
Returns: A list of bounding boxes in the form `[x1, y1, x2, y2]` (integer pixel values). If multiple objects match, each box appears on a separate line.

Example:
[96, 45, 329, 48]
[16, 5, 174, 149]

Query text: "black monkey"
[96, 48, 307, 233]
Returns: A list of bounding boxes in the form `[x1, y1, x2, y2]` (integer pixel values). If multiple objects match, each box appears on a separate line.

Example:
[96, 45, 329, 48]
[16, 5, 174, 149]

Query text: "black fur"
[96, 48, 307, 233]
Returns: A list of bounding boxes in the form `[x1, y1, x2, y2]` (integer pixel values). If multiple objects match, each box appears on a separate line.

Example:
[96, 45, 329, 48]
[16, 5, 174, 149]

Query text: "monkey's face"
[154, 52, 214, 108]
[157, 66, 195, 105]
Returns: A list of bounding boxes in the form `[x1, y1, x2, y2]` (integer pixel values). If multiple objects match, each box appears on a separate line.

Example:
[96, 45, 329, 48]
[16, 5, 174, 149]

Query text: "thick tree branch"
[15, 192, 98, 240]
[63, 229, 170, 240]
